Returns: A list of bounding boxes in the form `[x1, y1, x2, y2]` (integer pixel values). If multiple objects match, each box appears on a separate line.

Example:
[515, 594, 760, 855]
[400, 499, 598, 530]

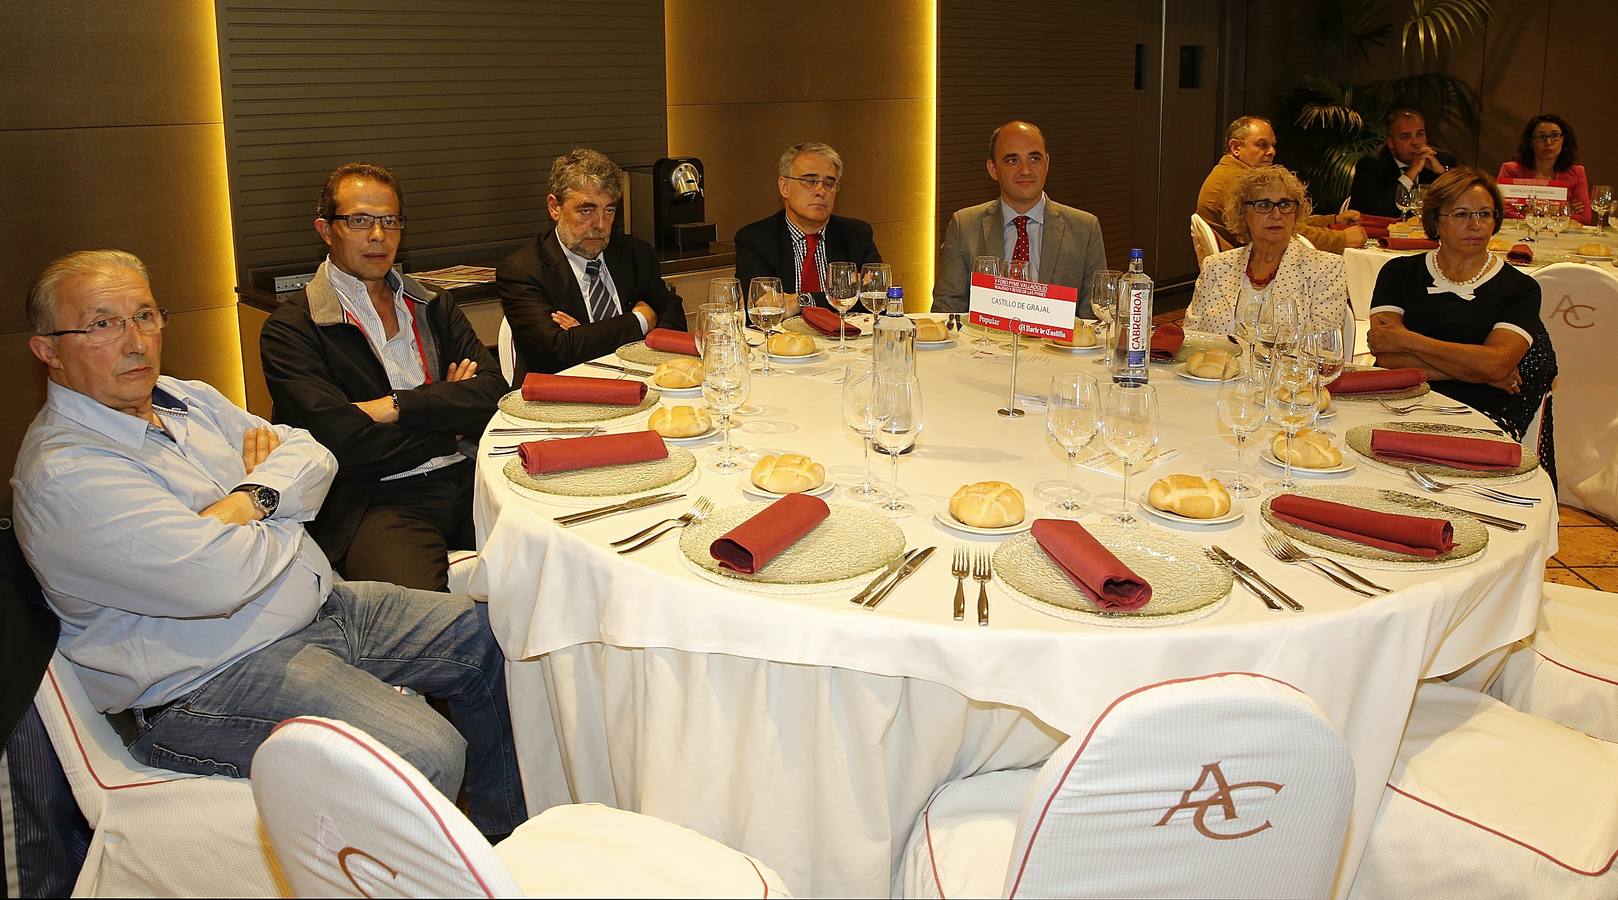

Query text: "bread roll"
[647, 405, 711, 438]
[767, 332, 817, 356]
[1578, 242, 1613, 257]
[1271, 428, 1342, 468]
[1185, 348, 1239, 379]
[1488, 237, 1512, 252]
[652, 358, 704, 388]
[1277, 385, 1331, 411]
[1146, 474, 1232, 519]
[1052, 321, 1097, 347]
[750, 452, 825, 493]
[914, 318, 950, 341]
[948, 481, 1026, 528]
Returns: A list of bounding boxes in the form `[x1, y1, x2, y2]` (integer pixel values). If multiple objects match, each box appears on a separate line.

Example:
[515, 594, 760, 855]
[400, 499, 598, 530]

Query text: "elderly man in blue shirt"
[10, 250, 525, 837]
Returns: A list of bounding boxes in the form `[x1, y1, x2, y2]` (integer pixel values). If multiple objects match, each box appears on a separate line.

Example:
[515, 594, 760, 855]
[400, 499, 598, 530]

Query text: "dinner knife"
[554, 492, 684, 526]
[1379, 490, 1527, 532]
[1212, 546, 1302, 612]
[850, 549, 920, 606]
[864, 546, 937, 609]
[1205, 548, 1282, 612]
[583, 360, 655, 376]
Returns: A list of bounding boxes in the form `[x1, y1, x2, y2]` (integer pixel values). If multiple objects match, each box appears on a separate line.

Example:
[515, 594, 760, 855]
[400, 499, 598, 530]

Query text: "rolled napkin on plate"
[1270, 494, 1455, 557]
[522, 373, 647, 405]
[1150, 323, 1185, 361]
[1370, 429, 1522, 470]
[1326, 367, 1426, 394]
[645, 328, 699, 356]
[709, 493, 831, 574]
[802, 307, 861, 337]
[1384, 237, 1441, 250]
[1359, 214, 1401, 228]
[518, 430, 668, 475]
[1334, 221, 1389, 239]
[1506, 243, 1534, 265]
[1030, 519, 1152, 611]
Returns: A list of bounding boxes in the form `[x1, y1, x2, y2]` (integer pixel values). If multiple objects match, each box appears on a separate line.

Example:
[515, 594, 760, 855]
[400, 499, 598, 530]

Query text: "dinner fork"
[972, 551, 991, 626]
[951, 546, 969, 621]
[1260, 532, 1383, 597]
[1375, 398, 1473, 416]
[610, 497, 712, 552]
[1406, 468, 1538, 506]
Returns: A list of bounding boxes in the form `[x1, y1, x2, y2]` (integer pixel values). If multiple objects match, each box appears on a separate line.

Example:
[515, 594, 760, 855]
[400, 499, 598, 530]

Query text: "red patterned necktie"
[800, 232, 822, 293]
[1011, 215, 1031, 264]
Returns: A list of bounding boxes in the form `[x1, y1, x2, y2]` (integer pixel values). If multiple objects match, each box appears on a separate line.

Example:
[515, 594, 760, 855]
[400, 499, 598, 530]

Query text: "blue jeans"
[126, 581, 525, 835]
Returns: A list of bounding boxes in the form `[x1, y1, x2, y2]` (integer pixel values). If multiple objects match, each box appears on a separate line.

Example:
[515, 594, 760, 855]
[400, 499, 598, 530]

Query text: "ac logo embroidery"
[1549, 293, 1595, 329]
[337, 846, 399, 898]
[1154, 761, 1283, 840]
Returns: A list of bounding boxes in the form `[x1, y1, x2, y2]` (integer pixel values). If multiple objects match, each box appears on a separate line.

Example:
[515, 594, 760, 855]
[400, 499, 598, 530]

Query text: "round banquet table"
[472, 327, 1556, 898]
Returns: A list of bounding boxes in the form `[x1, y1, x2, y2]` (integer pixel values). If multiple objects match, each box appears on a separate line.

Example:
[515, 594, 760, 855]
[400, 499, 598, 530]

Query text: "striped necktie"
[584, 259, 613, 323]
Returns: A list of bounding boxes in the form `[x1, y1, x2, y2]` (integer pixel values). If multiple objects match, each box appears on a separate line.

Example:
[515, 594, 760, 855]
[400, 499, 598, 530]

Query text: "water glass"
[1047, 374, 1100, 516]
[1592, 184, 1613, 231]
[1216, 364, 1267, 497]
[1395, 182, 1417, 220]
[841, 363, 882, 500]
[825, 262, 859, 353]
[1100, 383, 1159, 526]
[1005, 259, 1032, 282]
[702, 334, 751, 471]
[859, 263, 891, 319]
[748, 277, 784, 376]
[1089, 269, 1123, 357]
[871, 374, 923, 516]
[1265, 351, 1320, 491]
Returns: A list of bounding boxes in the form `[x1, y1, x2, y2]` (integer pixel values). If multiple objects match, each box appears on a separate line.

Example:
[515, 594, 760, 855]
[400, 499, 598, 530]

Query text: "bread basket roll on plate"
[1271, 428, 1342, 468]
[1577, 242, 1613, 257]
[652, 357, 704, 388]
[767, 332, 818, 356]
[949, 481, 1025, 528]
[1051, 321, 1097, 347]
[1184, 348, 1239, 379]
[914, 318, 950, 341]
[750, 452, 825, 493]
[1276, 384, 1331, 410]
[1487, 237, 1512, 252]
[647, 405, 711, 438]
[1146, 474, 1232, 519]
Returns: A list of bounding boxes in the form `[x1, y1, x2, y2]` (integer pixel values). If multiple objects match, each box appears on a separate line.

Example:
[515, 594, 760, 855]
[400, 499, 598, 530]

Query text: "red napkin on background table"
[645, 328, 699, 356]
[1327, 368, 1426, 394]
[1507, 244, 1534, 265]
[1270, 494, 1455, 558]
[1030, 519, 1152, 611]
[1150, 323, 1185, 361]
[1384, 237, 1441, 251]
[1359, 214, 1400, 228]
[802, 307, 861, 337]
[518, 430, 668, 475]
[521, 373, 647, 405]
[1371, 429, 1522, 471]
[709, 493, 830, 574]
[1333, 219, 1391, 239]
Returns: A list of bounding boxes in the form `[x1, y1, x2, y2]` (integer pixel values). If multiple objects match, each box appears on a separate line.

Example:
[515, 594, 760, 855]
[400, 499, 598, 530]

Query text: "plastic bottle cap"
[886, 286, 904, 298]
[1129, 248, 1144, 258]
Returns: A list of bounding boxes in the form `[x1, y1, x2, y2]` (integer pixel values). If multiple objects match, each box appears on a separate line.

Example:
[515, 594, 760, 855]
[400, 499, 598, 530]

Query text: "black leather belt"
[105, 697, 184, 746]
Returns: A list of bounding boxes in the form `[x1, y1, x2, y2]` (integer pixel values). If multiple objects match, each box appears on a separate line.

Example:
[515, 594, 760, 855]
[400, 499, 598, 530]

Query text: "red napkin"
[1359, 214, 1401, 228]
[1150, 323, 1185, 361]
[1270, 494, 1455, 558]
[1339, 222, 1389, 239]
[1371, 429, 1522, 471]
[709, 494, 830, 574]
[1030, 519, 1152, 611]
[1507, 244, 1534, 265]
[645, 328, 699, 356]
[801, 307, 861, 337]
[1327, 368, 1426, 394]
[1384, 237, 1441, 250]
[521, 373, 646, 406]
[518, 430, 668, 475]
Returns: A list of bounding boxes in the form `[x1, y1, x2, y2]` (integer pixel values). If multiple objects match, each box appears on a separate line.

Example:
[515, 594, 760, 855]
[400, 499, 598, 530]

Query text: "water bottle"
[873, 287, 915, 381]
[1111, 248, 1154, 385]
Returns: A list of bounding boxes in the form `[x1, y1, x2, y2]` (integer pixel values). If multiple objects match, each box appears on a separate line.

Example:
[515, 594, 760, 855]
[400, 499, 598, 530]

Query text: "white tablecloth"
[474, 333, 1556, 897]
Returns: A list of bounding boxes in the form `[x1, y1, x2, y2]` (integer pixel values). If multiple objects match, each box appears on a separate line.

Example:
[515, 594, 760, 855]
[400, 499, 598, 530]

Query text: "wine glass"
[825, 262, 859, 353]
[1046, 374, 1100, 516]
[1394, 182, 1417, 221]
[859, 263, 891, 325]
[1524, 197, 1547, 241]
[841, 363, 883, 501]
[748, 277, 784, 377]
[708, 276, 741, 312]
[966, 256, 1001, 348]
[1100, 383, 1159, 526]
[1592, 184, 1613, 232]
[702, 333, 751, 471]
[1547, 199, 1571, 247]
[1005, 259, 1032, 282]
[1089, 269, 1123, 361]
[1253, 290, 1299, 367]
[871, 374, 923, 516]
[1265, 351, 1320, 492]
[1216, 363, 1267, 497]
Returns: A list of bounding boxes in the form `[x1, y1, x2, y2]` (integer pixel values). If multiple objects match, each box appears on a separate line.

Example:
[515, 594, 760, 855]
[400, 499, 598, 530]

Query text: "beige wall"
[665, 0, 936, 309]
[0, 2, 242, 506]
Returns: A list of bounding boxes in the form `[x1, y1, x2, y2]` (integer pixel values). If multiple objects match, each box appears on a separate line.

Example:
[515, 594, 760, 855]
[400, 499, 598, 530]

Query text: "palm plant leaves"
[1402, 0, 1493, 60]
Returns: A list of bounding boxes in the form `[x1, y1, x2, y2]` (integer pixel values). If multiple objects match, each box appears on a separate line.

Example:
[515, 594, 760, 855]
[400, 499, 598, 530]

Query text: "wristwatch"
[232, 483, 280, 519]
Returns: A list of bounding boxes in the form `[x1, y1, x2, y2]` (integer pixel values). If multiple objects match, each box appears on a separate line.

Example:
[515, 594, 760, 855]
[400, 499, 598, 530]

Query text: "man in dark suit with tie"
[497, 148, 687, 375]
[1348, 109, 1456, 218]
[734, 142, 882, 309]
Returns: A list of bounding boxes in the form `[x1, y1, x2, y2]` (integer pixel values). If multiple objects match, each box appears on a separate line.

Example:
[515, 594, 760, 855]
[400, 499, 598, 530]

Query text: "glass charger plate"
[991, 526, 1233, 627]
[782, 317, 868, 340]
[1345, 421, 1538, 483]
[1152, 332, 1226, 365]
[1329, 365, 1431, 402]
[1259, 485, 1488, 571]
[617, 341, 691, 366]
[498, 388, 661, 425]
[677, 503, 906, 593]
[502, 447, 697, 500]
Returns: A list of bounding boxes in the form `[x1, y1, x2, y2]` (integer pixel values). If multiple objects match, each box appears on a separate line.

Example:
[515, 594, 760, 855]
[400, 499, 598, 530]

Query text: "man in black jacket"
[497, 148, 686, 376]
[734, 142, 882, 309]
[261, 163, 506, 591]
[1349, 109, 1456, 218]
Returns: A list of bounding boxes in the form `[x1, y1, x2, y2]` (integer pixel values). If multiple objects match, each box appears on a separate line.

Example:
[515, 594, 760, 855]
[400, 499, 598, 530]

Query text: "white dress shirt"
[560, 243, 652, 334]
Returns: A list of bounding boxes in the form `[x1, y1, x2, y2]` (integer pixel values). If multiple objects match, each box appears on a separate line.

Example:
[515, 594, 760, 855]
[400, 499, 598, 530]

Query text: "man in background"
[1349, 108, 1454, 218]
[1196, 115, 1367, 252]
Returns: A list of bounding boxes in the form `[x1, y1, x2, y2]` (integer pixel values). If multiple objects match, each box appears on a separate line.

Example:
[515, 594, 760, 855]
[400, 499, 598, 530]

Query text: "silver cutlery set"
[489, 425, 602, 456]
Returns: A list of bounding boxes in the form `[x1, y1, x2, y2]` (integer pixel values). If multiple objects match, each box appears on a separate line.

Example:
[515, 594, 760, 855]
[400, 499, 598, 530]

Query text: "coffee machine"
[626, 157, 717, 252]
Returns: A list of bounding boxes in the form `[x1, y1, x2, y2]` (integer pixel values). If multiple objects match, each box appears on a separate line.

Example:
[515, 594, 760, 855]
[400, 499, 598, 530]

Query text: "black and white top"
[1187, 238, 1350, 338]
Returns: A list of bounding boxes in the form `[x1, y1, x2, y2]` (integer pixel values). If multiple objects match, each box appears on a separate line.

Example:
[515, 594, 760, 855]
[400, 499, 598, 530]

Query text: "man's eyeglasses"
[1242, 199, 1300, 214]
[327, 213, 407, 231]
[782, 175, 839, 191]
[1441, 209, 1500, 223]
[1532, 132, 1564, 143]
[46, 308, 169, 344]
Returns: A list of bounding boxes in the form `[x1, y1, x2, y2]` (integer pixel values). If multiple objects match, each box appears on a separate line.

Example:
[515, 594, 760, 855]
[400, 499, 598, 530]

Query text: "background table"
[474, 332, 1556, 897]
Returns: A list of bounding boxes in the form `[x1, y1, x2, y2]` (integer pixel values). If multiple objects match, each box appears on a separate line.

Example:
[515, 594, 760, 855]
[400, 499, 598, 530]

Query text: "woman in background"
[1498, 113, 1590, 224]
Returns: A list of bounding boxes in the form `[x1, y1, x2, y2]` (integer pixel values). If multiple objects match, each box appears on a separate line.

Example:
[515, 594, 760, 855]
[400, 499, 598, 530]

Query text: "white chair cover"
[1296, 233, 1317, 250]
[1351, 683, 1618, 898]
[1189, 214, 1219, 269]
[447, 550, 480, 598]
[253, 716, 789, 899]
[1530, 263, 1618, 519]
[1492, 583, 1618, 742]
[899, 672, 1354, 899]
[498, 317, 516, 385]
[32, 654, 287, 896]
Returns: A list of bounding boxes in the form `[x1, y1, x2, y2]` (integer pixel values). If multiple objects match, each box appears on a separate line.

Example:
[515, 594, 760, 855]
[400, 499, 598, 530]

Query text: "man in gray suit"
[933, 120, 1106, 316]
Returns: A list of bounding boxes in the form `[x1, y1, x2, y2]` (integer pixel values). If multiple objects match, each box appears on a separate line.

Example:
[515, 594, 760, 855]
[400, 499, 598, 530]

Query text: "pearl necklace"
[1435, 251, 1490, 287]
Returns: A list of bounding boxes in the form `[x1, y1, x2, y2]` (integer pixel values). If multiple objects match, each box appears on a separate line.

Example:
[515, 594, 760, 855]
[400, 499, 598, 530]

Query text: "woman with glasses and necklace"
[1366, 168, 1557, 464]
[1186, 165, 1349, 337]
[1498, 113, 1591, 224]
